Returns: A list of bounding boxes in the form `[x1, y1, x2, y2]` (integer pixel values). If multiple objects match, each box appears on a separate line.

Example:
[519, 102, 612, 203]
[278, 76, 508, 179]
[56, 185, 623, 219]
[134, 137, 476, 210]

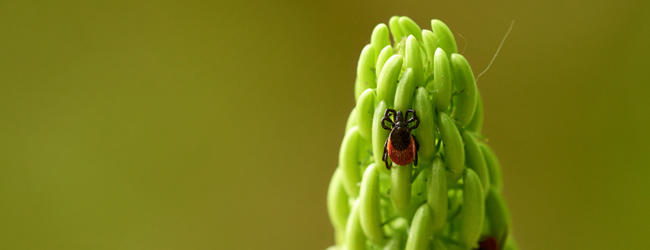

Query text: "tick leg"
[413, 136, 419, 166]
[385, 108, 397, 118]
[382, 117, 395, 130]
[383, 139, 391, 170]
[406, 109, 419, 129]
[409, 118, 420, 130]
[414, 153, 418, 166]
[406, 109, 415, 119]
[382, 109, 396, 130]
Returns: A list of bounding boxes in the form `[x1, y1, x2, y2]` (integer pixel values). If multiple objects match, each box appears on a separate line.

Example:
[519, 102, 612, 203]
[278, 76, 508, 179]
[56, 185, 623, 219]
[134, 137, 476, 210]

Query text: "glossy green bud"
[346, 200, 367, 250]
[438, 112, 465, 181]
[405, 35, 424, 86]
[421, 30, 437, 63]
[427, 158, 448, 233]
[327, 168, 350, 245]
[413, 87, 436, 163]
[372, 101, 390, 172]
[357, 89, 377, 141]
[359, 164, 386, 243]
[462, 130, 490, 193]
[376, 45, 394, 76]
[389, 16, 405, 43]
[405, 204, 433, 250]
[371, 23, 391, 55]
[459, 168, 485, 248]
[430, 19, 458, 55]
[340, 126, 362, 197]
[399, 16, 423, 41]
[459, 169, 485, 249]
[409, 167, 430, 214]
[450, 53, 477, 127]
[431, 48, 452, 111]
[479, 142, 503, 191]
[391, 164, 411, 217]
[394, 68, 416, 111]
[377, 55, 404, 106]
[354, 45, 377, 101]
[486, 188, 511, 249]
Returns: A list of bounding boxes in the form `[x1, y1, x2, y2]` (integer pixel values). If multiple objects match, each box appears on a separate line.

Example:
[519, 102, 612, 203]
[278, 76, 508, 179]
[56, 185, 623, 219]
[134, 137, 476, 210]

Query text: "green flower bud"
[355, 45, 377, 101]
[431, 19, 458, 55]
[340, 126, 362, 197]
[459, 169, 485, 248]
[371, 23, 391, 55]
[346, 200, 368, 250]
[413, 87, 436, 163]
[480, 141, 503, 192]
[399, 16, 423, 41]
[377, 55, 404, 106]
[359, 164, 386, 243]
[462, 130, 490, 193]
[438, 112, 465, 181]
[431, 48, 452, 112]
[391, 164, 411, 217]
[405, 35, 424, 86]
[327, 168, 350, 245]
[376, 45, 395, 76]
[427, 158, 448, 233]
[389, 16, 405, 43]
[450, 53, 478, 127]
[394, 68, 416, 111]
[372, 101, 390, 172]
[405, 204, 433, 250]
[421, 30, 437, 64]
[486, 188, 511, 249]
[357, 89, 377, 141]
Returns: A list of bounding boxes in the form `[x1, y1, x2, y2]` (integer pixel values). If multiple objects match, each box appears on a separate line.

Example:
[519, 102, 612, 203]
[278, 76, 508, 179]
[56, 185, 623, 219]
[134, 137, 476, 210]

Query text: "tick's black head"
[393, 111, 408, 128]
[381, 108, 420, 132]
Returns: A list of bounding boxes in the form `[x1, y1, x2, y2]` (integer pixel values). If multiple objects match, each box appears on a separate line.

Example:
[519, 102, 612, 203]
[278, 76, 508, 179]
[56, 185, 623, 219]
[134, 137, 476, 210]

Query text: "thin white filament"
[476, 20, 516, 83]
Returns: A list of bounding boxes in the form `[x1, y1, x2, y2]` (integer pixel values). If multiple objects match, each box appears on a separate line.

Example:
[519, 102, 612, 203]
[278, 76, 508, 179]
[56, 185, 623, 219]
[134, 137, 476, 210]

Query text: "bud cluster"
[327, 17, 517, 250]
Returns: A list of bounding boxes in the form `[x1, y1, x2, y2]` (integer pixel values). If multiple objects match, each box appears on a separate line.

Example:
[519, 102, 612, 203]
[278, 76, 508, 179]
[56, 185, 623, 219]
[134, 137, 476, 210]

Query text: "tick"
[381, 108, 420, 170]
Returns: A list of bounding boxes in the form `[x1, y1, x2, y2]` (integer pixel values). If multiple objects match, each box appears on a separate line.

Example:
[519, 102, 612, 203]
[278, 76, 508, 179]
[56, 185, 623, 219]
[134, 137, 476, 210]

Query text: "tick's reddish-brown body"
[387, 132, 417, 166]
[381, 109, 419, 169]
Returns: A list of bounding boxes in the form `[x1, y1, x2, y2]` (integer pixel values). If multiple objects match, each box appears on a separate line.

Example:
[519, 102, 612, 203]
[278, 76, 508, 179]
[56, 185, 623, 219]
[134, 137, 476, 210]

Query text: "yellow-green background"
[1, 0, 648, 249]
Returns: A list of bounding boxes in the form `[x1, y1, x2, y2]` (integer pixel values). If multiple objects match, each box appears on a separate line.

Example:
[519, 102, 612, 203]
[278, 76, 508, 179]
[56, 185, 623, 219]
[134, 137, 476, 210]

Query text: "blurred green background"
[1, 0, 649, 249]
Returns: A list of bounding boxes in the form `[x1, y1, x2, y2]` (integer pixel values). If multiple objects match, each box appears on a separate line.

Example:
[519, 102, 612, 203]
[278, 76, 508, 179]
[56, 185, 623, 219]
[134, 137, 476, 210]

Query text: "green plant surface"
[327, 16, 515, 250]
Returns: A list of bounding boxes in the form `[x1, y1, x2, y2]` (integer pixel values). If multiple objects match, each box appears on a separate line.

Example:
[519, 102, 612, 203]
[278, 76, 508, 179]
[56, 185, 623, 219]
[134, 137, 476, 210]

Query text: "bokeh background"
[1, 0, 649, 249]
